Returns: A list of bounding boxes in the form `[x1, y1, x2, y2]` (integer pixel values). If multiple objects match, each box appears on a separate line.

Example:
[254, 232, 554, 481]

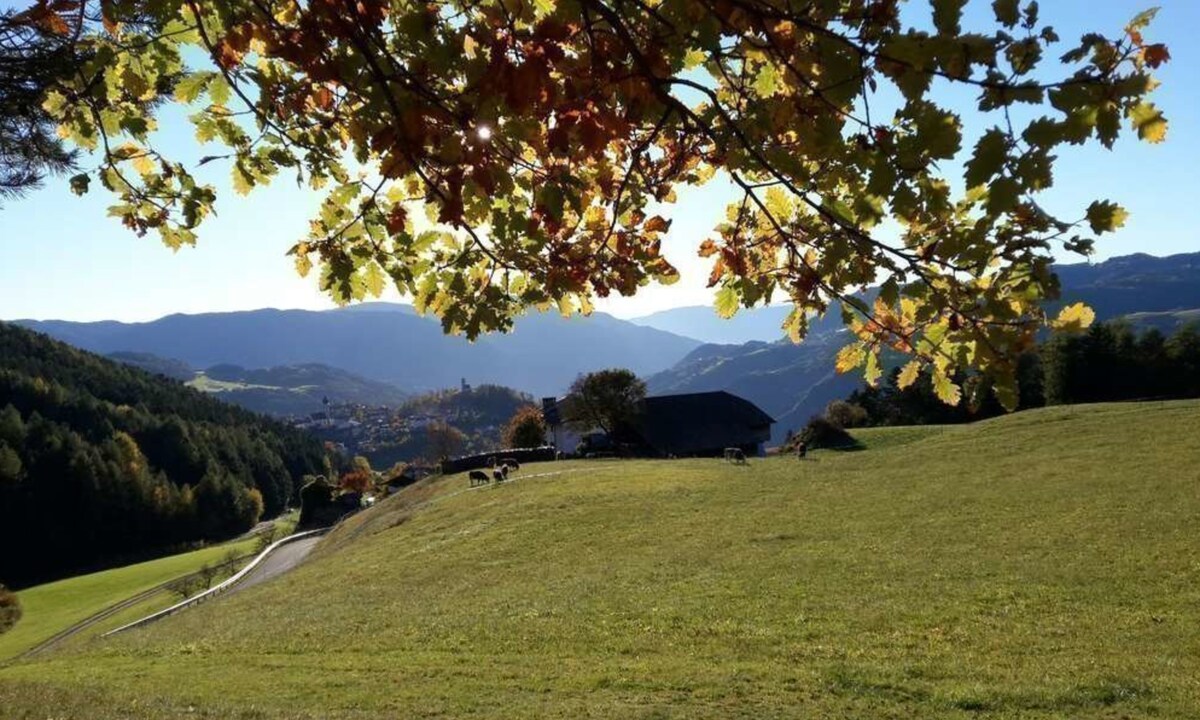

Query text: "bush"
[795, 416, 860, 451]
[824, 400, 869, 429]
[0, 583, 21, 635]
[503, 405, 547, 448]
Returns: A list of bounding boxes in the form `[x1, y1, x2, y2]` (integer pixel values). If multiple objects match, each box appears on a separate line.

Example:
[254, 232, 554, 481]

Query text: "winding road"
[226, 535, 321, 594]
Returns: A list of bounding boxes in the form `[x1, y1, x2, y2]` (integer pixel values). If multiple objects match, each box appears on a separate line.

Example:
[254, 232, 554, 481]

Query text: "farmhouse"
[632, 391, 775, 457]
[544, 391, 775, 458]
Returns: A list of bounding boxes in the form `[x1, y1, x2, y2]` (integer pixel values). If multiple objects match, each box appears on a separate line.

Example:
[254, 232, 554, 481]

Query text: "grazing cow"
[468, 470, 491, 487]
[724, 448, 748, 465]
[492, 466, 509, 482]
[500, 458, 520, 471]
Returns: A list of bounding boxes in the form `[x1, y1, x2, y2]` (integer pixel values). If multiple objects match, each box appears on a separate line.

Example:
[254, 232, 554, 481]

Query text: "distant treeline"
[842, 322, 1200, 428]
[0, 323, 327, 588]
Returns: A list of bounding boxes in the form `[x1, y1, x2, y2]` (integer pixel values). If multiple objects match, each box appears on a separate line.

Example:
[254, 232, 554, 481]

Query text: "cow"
[500, 457, 520, 471]
[493, 466, 509, 483]
[468, 470, 491, 487]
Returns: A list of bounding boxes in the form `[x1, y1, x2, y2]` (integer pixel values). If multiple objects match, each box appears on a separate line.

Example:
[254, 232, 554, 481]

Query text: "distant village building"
[543, 391, 774, 458]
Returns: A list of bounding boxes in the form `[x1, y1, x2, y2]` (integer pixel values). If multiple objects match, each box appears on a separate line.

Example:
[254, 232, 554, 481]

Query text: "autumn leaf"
[932, 369, 962, 406]
[1051, 302, 1096, 332]
[714, 285, 740, 319]
[835, 343, 866, 374]
[1129, 102, 1167, 143]
[896, 360, 921, 389]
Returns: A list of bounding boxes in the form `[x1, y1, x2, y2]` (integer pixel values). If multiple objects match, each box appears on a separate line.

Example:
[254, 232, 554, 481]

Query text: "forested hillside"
[0, 324, 327, 589]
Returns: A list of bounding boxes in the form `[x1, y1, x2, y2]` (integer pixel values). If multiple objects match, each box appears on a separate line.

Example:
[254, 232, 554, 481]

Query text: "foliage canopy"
[565, 368, 646, 435]
[503, 404, 547, 449]
[26, 0, 1170, 405]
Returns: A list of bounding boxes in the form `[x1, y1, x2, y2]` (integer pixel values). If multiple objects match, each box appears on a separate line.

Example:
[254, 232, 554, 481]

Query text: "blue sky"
[0, 0, 1196, 323]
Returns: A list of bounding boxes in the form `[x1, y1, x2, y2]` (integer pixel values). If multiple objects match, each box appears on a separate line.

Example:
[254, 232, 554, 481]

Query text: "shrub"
[0, 583, 21, 635]
[503, 405, 547, 448]
[824, 400, 869, 429]
[795, 416, 860, 451]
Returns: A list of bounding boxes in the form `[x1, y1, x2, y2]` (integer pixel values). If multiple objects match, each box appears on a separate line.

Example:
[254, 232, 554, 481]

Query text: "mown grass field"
[2, 401, 1199, 718]
[0, 512, 299, 661]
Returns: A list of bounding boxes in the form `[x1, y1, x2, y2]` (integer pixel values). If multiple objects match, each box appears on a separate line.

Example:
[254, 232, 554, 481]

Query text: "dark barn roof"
[631, 391, 774, 457]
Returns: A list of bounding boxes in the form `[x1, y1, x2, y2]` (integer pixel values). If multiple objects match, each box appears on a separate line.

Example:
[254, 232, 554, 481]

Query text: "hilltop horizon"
[7, 248, 1198, 327]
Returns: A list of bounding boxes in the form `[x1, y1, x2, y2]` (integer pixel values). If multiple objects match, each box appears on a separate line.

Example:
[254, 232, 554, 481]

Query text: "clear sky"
[0, 0, 1196, 323]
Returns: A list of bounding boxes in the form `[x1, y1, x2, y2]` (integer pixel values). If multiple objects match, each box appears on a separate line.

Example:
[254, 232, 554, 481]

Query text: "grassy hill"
[2, 400, 1198, 718]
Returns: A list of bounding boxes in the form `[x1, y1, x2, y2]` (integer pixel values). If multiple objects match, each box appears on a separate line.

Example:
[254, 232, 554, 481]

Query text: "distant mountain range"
[14, 251, 1199, 438]
[17, 303, 700, 398]
[634, 252, 1200, 344]
[647, 251, 1200, 443]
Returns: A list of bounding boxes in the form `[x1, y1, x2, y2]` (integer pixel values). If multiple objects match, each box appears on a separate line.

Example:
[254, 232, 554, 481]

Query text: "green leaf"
[69, 173, 90, 196]
[174, 72, 214, 103]
[964, 129, 1008, 188]
[364, 261, 385, 297]
[933, 0, 966, 35]
[1085, 200, 1128, 234]
[208, 75, 232, 107]
[993, 0, 1019, 27]
[714, 285, 740, 319]
[752, 63, 782, 97]
[683, 49, 706, 70]
[985, 176, 1021, 216]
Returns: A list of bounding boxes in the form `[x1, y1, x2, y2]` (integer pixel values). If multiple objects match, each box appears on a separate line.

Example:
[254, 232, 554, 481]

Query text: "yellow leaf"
[132, 153, 155, 176]
[1129, 101, 1167, 143]
[782, 307, 807, 344]
[294, 253, 312, 278]
[932, 369, 962, 405]
[1051, 302, 1095, 332]
[864, 351, 882, 387]
[364, 262, 385, 297]
[896, 360, 921, 389]
[835, 343, 866, 374]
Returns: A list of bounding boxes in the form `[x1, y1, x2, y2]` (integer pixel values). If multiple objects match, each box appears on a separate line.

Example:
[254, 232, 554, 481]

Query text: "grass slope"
[0, 537, 259, 661]
[2, 401, 1199, 718]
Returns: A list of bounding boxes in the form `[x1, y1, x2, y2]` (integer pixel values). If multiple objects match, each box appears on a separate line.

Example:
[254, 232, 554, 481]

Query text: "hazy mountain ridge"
[648, 251, 1200, 443]
[635, 252, 1200, 344]
[17, 305, 701, 398]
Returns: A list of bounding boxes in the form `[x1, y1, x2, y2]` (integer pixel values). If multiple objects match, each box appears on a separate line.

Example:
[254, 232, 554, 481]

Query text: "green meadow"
[0, 511, 299, 661]
[2, 401, 1198, 718]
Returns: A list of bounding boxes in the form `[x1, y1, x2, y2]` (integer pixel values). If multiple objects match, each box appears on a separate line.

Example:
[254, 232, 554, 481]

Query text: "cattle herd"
[468, 458, 521, 487]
